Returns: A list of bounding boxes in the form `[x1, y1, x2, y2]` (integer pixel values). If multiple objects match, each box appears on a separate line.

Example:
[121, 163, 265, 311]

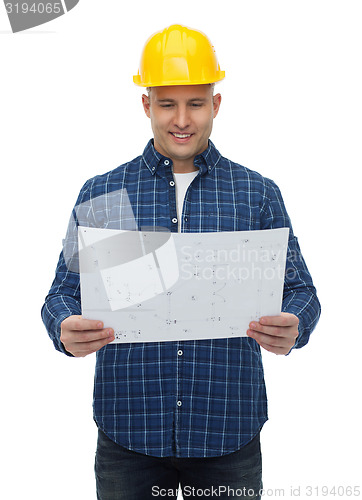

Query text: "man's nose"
[173, 106, 190, 129]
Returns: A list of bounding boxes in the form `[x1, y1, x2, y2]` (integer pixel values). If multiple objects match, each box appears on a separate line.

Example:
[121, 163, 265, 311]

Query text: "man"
[42, 24, 321, 499]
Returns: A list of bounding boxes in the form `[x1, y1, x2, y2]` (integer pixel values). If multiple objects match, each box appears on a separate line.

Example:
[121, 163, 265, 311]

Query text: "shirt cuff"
[54, 314, 75, 357]
[285, 314, 304, 355]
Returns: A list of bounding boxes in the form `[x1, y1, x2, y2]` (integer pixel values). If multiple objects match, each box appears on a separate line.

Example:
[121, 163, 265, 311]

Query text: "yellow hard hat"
[133, 24, 225, 87]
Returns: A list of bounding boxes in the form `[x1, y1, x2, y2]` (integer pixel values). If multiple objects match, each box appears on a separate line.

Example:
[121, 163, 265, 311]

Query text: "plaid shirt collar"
[142, 138, 222, 176]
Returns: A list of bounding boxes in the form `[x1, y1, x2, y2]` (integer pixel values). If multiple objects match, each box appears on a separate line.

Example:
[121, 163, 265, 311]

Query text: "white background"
[1, 1, 361, 499]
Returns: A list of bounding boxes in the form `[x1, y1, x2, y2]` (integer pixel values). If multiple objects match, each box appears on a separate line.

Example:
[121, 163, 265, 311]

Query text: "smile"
[171, 133, 192, 138]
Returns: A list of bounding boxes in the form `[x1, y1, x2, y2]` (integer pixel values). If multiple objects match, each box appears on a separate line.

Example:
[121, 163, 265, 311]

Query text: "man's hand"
[60, 315, 115, 357]
[247, 312, 299, 355]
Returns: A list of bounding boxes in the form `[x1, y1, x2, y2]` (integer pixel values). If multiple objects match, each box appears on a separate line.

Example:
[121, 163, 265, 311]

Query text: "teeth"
[172, 133, 191, 138]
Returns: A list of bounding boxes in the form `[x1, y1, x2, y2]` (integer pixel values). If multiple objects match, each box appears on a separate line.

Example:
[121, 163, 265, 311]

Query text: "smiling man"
[42, 24, 321, 500]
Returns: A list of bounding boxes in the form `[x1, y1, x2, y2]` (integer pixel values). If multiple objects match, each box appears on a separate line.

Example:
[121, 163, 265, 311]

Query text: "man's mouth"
[170, 132, 193, 144]
[171, 133, 192, 138]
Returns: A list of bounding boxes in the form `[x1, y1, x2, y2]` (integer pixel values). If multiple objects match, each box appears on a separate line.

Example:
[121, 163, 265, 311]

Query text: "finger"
[259, 314, 298, 328]
[247, 329, 289, 349]
[248, 321, 284, 337]
[67, 317, 104, 331]
[72, 336, 115, 357]
[71, 328, 114, 344]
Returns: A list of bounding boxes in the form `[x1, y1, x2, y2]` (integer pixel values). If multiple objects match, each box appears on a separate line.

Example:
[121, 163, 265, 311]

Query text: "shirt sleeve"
[41, 180, 92, 356]
[41, 254, 81, 356]
[261, 178, 321, 352]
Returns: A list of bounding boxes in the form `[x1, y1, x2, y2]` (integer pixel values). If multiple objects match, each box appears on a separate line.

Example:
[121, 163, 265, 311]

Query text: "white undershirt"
[173, 171, 199, 232]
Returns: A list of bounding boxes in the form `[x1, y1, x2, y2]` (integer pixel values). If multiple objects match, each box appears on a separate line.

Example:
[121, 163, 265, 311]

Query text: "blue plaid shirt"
[42, 139, 320, 458]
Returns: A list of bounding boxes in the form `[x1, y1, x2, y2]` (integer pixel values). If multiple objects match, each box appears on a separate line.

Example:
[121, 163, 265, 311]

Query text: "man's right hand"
[60, 316, 115, 357]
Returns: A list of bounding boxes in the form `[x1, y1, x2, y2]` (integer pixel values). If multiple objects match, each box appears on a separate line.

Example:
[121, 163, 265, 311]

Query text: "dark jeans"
[95, 429, 262, 499]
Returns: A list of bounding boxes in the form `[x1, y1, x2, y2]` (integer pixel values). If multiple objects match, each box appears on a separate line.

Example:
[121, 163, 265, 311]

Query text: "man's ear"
[213, 93, 222, 118]
[142, 94, 151, 118]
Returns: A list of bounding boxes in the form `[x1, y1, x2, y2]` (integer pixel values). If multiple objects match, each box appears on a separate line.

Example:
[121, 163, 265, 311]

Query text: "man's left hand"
[247, 312, 299, 355]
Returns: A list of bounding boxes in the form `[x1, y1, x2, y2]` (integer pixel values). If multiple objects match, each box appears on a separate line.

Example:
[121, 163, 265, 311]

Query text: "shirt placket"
[159, 158, 179, 233]
[171, 159, 204, 455]
[174, 339, 184, 456]
[156, 157, 185, 456]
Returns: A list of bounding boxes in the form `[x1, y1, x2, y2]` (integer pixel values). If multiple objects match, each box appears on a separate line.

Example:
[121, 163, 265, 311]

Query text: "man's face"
[142, 85, 221, 171]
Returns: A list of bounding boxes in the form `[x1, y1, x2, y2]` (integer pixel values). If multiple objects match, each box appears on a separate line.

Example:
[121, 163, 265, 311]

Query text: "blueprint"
[78, 227, 289, 343]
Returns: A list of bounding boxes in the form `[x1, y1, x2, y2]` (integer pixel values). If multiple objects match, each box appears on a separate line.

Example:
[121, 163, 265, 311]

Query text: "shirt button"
[177, 349, 183, 356]
[164, 160, 170, 165]
[177, 400, 182, 407]
[152, 167, 155, 171]
[170, 180, 175, 186]
[172, 218, 178, 224]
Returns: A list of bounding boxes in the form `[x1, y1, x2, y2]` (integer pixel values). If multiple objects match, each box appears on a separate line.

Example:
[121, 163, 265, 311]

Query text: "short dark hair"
[146, 83, 215, 97]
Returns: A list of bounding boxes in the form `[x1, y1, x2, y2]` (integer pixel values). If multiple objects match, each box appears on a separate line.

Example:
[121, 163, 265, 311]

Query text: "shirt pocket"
[202, 209, 256, 232]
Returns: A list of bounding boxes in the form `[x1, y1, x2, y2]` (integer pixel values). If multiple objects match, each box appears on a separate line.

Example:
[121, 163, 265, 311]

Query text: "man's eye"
[191, 103, 203, 107]
[160, 104, 173, 108]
